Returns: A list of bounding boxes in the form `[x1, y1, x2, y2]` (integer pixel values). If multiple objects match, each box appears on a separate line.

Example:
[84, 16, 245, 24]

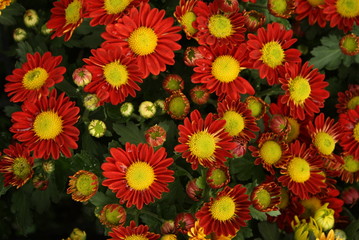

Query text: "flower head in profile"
[174, 0, 199, 39]
[339, 106, 359, 159]
[5, 52, 66, 103]
[251, 181, 282, 212]
[10, 89, 80, 160]
[0, 143, 34, 188]
[101, 3, 182, 78]
[102, 143, 174, 209]
[175, 110, 236, 170]
[338, 153, 359, 183]
[67, 170, 99, 202]
[336, 84, 359, 113]
[109, 220, 160, 240]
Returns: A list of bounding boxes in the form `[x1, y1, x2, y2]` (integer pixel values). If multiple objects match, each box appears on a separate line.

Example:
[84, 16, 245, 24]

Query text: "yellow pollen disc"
[125, 235, 149, 240]
[307, 0, 325, 7]
[259, 140, 282, 165]
[255, 189, 271, 208]
[126, 162, 155, 191]
[104, 0, 132, 14]
[33, 111, 63, 140]
[169, 96, 186, 117]
[211, 55, 240, 83]
[222, 110, 245, 136]
[189, 131, 216, 159]
[103, 61, 128, 88]
[301, 197, 322, 218]
[286, 118, 300, 142]
[314, 132, 336, 155]
[353, 123, 359, 142]
[278, 188, 289, 209]
[208, 14, 233, 38]
[260, 41, 285, 68]
[22, 67, 49, 90]
[288, 76, 311, 105]
[210, 196, 236, 221]
[209, 168, 227, 185]
[12, 157, 31, 179]
[287, 157, 311, 183]
[247, 99, 263, 118]
[105, 208, 122, 224]
[347, 96, 359, 110]
[336, 0, 359, 18]
[343, 155, 359, 173]
[181, 11, 197, 35]
[271, 0, 288, 14]
[65, 0, 82, 24]
[76, 174, 96, 196]
[128, 27, 158, 56]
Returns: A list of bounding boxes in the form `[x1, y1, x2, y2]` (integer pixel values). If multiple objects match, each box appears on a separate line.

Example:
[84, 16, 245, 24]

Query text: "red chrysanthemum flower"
[0, 143, 34, 188]
[279, 61, 329, 121]
[247, 22, 302, 85]
[86, 0, 148, 26]
[191, 44, 255, 100]
[4, 52, 66, 103]
[174, 0, 199, 39]
[339, 105, 359, 159]
[10, 89, 80, 160]
[295, 0, 327, 28]
[243, 10, 266, 33]
[323, 0, 359, 33]
[195, 184, 251, 236]
[174, 110, 236, 170]
[251, 181, 281, 212]
[109, 220, 160, 240]
[102, 143, 175, 209]
[101, 3, 182, 78]
[307, 113, 343, 167]
[206, 166, 230, 189]
[83, 46, 143, 105]
[338, 153, 359, 183]
[67, 170, 99, 202]
[268, 0, 295, 19]
[99, 204, 127, 229]
[249, 132, 290, 175]
[336, 84, 359, 113]
[217, 97, 259, 141]
[192, 0, 246, 47]
[278, 140, 326, 200]
[165, 90, 191, 120]
[47, 0, 85, 41]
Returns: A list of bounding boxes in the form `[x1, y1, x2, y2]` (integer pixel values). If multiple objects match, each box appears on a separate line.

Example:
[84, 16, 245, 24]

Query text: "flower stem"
[173, 163, 193, 180]
[140, 209, 166, 223]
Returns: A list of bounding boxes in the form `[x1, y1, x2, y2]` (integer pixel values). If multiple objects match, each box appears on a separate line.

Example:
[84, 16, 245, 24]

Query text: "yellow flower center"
[104, 0, 132, 14]
[354, 122, 359, 142]
[209, 168, 227, 186]
[22, 67, 49, 90]
[181, 11, 197, 35]
[105, 207, 123, 225]
[301, 197, 322, 218]
[103, 61, 128, 88]
[278, 188, 289, 209]
[12, 157, 31, 179]
[222, 111, 245, 137]
[314, 132, 336, 155]
[208, 14, 233, 38]
[189, 131, 216, 159]
[307, 0, 325, 7]
[260, 41, 285, 68]
[247, 98, 264, 118]
[336, 0, 359, 18]
[255, 189, 271, 209]
[65, 0, 82, 24]
[125, 235, 149, 240]
[286, 118, 300, 142]
[342, 35, 358, 53]
[33, 111, 63, 140]
[76, 174, 96, 196]
[128, 27, 158, 56]
[211, 55, 240, 83]
[210, 196, 236, 221]
[288, 76, 311, 105]
[287, 157, 311, 183]
[343, 155, 359, 173]
[126, 162, 155, 191]
[347, 96, 359, 110]
[259, 140, 282, 165]
[168, 96, 187, 117]
[270, 0, 288, 14]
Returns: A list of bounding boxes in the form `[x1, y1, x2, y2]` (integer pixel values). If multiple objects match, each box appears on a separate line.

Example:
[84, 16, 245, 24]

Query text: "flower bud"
[83, 94, 100, 111]
[186, 178, 203, 201]
[161, 220, 176, 234]
[72, 67, 92, 87]
[314, 203, 335, 231]
[88, 119, 106, 138]
[23, 9, 39, 27]
[269, 114, 291, 135]
[184, 46, 204, 67]
[155, 99, 166, 115]
[165, 91, 190, 120]
[163, 74, 184, 93]
[32, 173, 49, 191]
[160, 234, 177, 240]
[334, 229, 347, 240]
[340, 33, 359, 56]
[69, 228, 86, 240]
[42, 160, 55, 174]
[174, 212, 195, 234]
[13, 28, 27, 42]
[99, 204, 126, 229]
[120, 102, 134, 117]
[243, 10, 265, 32]
[139, 101, 156, 119]
[231, 137, 247, 158]
[218, 0, 239, 12]
[341, 187, 359, 207]
[190, 85, 210, 105]
[145, 125, 167, 147]
[41, 24, 52, 35]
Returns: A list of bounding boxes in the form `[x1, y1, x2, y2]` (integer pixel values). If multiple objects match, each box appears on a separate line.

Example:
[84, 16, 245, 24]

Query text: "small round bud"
[184, 46, 204, 67]
[42, 161, 55, 174]
[83, 94, 100, 111]
[314, 203, 335, 231]
[174, 212, 195, 234]
[243, 10, 266, 32]
[120, 102, 134, 117]
[334, 229, 347, 240]
[161, 220, 176, 234]
[99, 204, 127, 229]
[190, 85, 210, 105]
[341, 187, 359, 206]
[139, 101, 156, 119]
[41, 24, 52, 35]
[155, 99, 166, 115]
[340, 33, 359, 56]
[13, 28, 27, 42]
[231, 137, 247, 158]
[32, 173, 49, 191]
[160, 234, 177, 240]
[72, 67, 92, 87]
[69, 228, 86, 240]
[186, 178, 203, 201]
[165, 91, 190, 120]
[162, 74, 184, 93]
[88, 119, 106, 138]
[23, 9, 39, 27]
[145, 125, 167, 147]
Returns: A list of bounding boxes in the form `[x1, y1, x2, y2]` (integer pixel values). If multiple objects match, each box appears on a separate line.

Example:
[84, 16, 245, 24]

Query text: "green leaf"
[113, 122, 146, 145]
[3, 104, 21, 118]
[89, 191, 115, 207]
[258, 222, 280, 240]
[31, 177, 61, 214]
[267, 210, 281, 217]
[230, 158, 264, 182]
[0, 2, 25, 25]
[345, 219, 359, 240]
[249, 205, 267, 221]
[234, 226, 253, 240]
